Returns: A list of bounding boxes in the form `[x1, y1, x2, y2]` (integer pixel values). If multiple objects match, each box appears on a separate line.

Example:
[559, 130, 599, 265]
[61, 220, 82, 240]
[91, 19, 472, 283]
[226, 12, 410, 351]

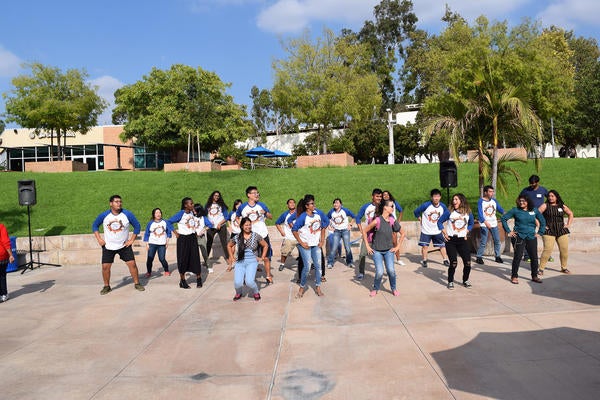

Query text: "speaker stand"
[19, 205, 61, 274]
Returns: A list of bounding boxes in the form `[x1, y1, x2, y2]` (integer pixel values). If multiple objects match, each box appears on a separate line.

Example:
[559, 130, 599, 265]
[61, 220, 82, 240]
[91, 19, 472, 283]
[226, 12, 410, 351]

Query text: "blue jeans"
[146, 244, 169, 273]
[477, 226, 501, 257]
[234, 249, 259, 295]
[297, 245, 322, 288]
[328, 229, 353, 265]
[372, 249, 396, 291]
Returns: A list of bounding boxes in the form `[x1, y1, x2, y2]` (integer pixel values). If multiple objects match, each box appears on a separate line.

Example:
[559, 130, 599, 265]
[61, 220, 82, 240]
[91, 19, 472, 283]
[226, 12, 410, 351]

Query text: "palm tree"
[422, 62, 542, 192]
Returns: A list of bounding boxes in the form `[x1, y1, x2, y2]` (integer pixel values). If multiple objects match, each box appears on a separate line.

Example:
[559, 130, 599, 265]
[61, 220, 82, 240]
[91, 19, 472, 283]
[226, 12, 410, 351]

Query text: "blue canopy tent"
[245, 146, 274, 169]
[263, 149, 291, 168]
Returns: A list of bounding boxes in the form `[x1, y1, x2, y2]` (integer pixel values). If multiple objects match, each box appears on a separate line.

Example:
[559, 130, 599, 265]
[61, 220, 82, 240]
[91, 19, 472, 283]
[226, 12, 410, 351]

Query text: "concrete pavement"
[1, 247, 599, 399]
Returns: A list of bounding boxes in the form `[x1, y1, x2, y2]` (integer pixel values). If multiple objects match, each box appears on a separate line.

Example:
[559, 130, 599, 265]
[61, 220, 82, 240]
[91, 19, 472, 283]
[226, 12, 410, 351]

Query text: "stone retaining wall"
[13, 217, 599, 267]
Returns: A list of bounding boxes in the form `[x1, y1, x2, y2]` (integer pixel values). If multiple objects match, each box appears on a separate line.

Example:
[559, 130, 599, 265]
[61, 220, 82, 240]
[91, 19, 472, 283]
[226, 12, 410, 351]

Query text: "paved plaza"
[1, 248, 599, 399]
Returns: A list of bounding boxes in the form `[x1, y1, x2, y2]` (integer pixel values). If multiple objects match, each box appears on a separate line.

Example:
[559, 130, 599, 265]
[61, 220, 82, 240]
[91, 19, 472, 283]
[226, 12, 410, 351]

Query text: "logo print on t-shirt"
[184, 215, 197, 229]
[208, 204, 221, 217]
[427, 210, 441, 223]
[451, 217, 467, 232]
[333, 215, 344, 225]
[310, 219, 322, 234]
[484, 205, 496, 217]
[107, 219, 124, 233]
[152, 226, 165, 237]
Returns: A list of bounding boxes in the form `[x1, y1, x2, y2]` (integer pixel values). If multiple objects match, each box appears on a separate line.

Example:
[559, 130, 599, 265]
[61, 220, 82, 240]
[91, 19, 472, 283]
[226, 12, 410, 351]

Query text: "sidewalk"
[0, 250, 598, 399]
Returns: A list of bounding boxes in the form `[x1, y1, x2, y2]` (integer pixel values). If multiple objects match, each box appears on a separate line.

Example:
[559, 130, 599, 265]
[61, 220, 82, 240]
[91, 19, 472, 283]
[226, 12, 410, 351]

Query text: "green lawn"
[1, 158, 598, 237]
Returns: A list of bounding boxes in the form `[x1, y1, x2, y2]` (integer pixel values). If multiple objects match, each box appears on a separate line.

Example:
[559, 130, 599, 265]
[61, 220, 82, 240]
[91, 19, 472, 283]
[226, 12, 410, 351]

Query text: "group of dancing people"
[88, 174, 573, 301]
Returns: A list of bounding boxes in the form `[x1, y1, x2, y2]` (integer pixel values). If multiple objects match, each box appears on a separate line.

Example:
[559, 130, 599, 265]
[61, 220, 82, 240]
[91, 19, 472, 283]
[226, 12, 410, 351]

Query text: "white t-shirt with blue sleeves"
[236, 201, 270, 237]
[275, 210, 297, 240]
[477, 198, 505, 228]
[292, 210, 329, 247]
[327, 207, 355, 230]
[413, 201, 449, 235]
[143, 219, 174, 245]
[92, 209, 141, 250]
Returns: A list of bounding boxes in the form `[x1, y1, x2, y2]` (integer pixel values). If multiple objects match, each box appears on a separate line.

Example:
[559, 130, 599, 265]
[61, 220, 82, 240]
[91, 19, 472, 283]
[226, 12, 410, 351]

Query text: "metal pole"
[387, 109, 395, 165]
[550, 117, 556, 158]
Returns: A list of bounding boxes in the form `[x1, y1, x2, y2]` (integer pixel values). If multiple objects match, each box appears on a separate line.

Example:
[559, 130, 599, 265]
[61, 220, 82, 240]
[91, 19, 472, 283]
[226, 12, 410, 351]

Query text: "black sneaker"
[475, 257, 484, 265]
[463, 281, 472, 288]
[421, 260, 428, 268]
[179, 280, 190, 289]
[495, 256, 504, 263]
[278, 264, 285, 271]
[443, 260, 450, 267]
[197, 277, 203, 288]
[100, 286, 112, 295]
[134, 283, 145, 291]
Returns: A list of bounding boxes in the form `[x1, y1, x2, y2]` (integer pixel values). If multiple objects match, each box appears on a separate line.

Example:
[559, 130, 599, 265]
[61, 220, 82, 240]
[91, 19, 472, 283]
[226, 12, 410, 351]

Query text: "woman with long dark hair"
[438, 193, 474, 290]
[361, 200, 401, 297]
[143, 208, 174, 277]
[538, 190, 574, 275]
[501, 195, 546, 284]
[205, 191, 229, 261]
[167, 198, 203, 289]
[227, 217, 268, 301]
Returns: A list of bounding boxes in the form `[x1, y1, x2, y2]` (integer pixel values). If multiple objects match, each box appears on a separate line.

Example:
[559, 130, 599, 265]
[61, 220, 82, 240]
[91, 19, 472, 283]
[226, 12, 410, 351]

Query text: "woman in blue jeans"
[143, 208, 174, 277]
[362, 200, 401, 297]
[326, 198, 355, 268]
[227, 217, 268, 301]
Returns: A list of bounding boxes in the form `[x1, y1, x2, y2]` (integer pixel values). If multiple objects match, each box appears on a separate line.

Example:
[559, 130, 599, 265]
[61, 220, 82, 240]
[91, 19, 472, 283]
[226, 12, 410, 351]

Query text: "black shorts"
[102, 246, 135, 264]
[259, 235, 273, 260]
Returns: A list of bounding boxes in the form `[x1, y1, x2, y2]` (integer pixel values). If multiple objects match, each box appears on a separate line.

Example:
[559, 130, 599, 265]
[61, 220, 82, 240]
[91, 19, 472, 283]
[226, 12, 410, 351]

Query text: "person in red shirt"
[1, 223, 16, 302]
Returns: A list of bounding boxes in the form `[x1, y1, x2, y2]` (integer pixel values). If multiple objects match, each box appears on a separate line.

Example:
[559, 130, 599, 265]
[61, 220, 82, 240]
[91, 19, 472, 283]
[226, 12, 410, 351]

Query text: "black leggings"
[445, 236, 471, 283]
[206, 226, 229, 258]
[511, 236, 539, 278]
[0, 260, 8, 296]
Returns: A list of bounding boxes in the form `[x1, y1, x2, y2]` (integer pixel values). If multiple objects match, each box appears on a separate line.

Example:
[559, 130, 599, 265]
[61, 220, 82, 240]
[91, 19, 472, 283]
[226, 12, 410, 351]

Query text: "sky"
[1, 0, 598, 126]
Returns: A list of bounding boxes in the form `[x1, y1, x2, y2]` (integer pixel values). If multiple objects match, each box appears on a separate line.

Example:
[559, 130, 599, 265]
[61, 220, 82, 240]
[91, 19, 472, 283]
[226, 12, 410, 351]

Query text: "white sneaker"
[396, 259, 405, 266]
[208, 267, 214, 274]
[327, 264, 333, 269]
[0, 294, 8, 302]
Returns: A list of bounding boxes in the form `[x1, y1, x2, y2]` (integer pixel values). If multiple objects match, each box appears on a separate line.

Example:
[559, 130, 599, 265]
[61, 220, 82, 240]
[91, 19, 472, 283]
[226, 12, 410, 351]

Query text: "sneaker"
[144, 272, 151, 278]
[100, 286, 112, 295]
[0, 294, 9, 302]
[356, 273, 364, 280]
[548, 256, 554, 262]
[327, 264, 333, 269]
[134, 283, 145, 291]
[348, 263, 355, 269]
[233, 293, 242, 301]
[524, 257, 531, 263]
[179, 280, 191, 289]
[443, 259, 450, 267]
[447, 282, 454, 290]
[392, 290, 400, 296]
[278, 264, 285, 271]
[197, 278, 203, 288]
[531, 276, 543, 283]
[396, 259, 405, 266]
[463, 281, 472, 288]
[253, 293, 261, 301]
[369, 290, 377, 297]
[208, 267, 214, 274]
[475, 257, 484, 265]
[495, 256, 504, 264]
[421, 260, 428, 268]
[164, 271, 171, 276]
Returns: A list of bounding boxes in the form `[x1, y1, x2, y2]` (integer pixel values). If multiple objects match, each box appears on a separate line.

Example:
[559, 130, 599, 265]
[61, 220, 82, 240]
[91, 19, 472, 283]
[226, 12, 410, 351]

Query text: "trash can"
[6, 236, 18, 273]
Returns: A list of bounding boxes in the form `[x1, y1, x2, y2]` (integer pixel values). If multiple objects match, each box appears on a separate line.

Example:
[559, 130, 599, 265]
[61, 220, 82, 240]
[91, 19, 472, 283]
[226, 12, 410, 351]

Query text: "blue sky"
[1, 0, 598, 126]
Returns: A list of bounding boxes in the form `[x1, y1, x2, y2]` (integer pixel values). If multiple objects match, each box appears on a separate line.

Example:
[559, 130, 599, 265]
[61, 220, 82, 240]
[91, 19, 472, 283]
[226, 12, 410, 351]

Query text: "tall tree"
[555, 33, 600, 155]
[413, 16, 574, 189]
[343, 0, 417, 110]
[3, 63, 106, 160]
[113, 64, 249, 157]
[249, 86, 291, 143]
[272, 28, 381, 154]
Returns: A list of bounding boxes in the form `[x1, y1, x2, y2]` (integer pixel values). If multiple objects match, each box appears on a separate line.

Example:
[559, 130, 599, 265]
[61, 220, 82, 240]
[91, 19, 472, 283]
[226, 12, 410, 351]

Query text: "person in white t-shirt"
[143, 207, 174, 277]
[92, 194, 145, 295]
[413, 189, 450, 268]
[275, 198, 298, 271]
[475, 185, 505, 265]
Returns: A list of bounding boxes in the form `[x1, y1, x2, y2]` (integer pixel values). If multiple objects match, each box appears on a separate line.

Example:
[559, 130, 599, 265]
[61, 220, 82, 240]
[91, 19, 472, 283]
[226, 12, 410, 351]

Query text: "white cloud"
[537, 0, 600, 30]
[0, 45, 22, 78]
[89, 75, 124, 125]
[257, 0, 379, 34]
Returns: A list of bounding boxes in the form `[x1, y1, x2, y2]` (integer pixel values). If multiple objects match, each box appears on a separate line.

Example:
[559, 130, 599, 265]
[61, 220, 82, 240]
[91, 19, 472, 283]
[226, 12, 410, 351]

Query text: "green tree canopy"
[113, 64, 250, 155]
[411, 16, 575, 189]
[3, 62, 106, 160]
[272, 28, 382, 154]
